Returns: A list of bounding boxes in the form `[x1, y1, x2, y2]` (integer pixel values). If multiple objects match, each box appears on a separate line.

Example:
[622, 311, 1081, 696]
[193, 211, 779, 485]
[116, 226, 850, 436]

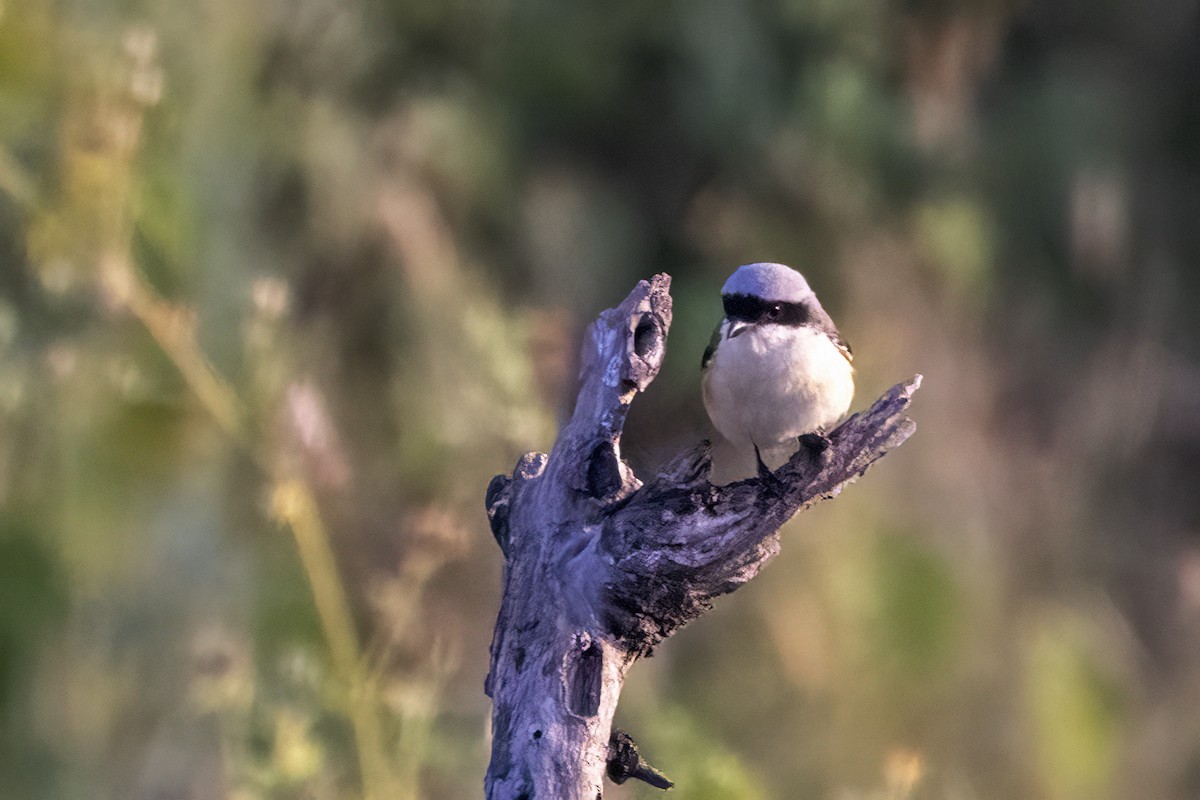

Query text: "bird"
[701, 262, 855, 477]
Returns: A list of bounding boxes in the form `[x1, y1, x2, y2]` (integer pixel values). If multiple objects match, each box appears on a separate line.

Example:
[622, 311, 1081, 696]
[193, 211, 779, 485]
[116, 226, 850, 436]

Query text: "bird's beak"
[727, 320, 751, 339]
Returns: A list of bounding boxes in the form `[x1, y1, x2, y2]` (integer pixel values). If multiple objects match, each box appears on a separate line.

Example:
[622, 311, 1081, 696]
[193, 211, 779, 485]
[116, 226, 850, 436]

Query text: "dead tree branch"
[484, 274, 920, 799]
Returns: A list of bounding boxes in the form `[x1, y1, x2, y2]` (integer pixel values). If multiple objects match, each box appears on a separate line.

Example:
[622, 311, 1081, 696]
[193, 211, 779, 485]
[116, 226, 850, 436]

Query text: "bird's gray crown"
[721, 262, 813, 303]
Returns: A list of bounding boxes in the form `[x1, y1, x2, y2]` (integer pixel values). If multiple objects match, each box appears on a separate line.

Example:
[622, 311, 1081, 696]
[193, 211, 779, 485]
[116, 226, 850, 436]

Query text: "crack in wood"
[565, 636, 603, 718]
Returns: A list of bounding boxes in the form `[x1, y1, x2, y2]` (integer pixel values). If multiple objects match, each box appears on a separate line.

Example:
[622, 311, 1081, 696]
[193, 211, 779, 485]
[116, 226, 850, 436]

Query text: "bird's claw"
[797, 431, 830, 457]
[754, 444, 787, 496]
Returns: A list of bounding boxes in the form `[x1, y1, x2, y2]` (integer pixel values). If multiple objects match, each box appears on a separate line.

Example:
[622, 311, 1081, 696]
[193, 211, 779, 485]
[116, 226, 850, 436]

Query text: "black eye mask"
[722, 293, 811, 326]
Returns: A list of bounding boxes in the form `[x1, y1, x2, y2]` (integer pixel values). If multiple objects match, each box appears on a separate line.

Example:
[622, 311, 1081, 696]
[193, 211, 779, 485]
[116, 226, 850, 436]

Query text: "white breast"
[702, 321, 854, 453]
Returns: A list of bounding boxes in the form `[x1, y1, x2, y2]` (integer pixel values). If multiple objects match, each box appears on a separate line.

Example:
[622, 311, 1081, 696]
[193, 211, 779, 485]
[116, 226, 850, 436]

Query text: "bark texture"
[483, 274, 920, 799]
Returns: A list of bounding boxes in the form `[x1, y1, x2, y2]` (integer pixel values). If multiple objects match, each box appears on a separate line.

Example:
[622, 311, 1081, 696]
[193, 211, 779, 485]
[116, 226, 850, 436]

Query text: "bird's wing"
[833, 334, 853, 364]
[701, 320, 723, 370]
[808, 303, 853, 365]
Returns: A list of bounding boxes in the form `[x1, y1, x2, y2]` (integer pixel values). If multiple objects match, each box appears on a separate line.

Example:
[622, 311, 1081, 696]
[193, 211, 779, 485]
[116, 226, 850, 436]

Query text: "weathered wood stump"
[484, 274, 920, 799]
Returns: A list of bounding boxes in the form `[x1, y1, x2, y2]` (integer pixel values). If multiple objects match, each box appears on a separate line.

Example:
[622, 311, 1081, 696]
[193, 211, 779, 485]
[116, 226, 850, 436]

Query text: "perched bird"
[702, 262, 855, 474]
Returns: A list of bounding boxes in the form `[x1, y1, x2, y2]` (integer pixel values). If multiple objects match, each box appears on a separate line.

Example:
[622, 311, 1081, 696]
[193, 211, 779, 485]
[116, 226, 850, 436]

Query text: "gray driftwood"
[484, 274, 920, 799]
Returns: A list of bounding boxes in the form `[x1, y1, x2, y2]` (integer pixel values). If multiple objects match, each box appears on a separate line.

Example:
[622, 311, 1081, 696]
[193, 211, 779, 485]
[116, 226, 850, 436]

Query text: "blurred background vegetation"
[2, 0, 1200, 798]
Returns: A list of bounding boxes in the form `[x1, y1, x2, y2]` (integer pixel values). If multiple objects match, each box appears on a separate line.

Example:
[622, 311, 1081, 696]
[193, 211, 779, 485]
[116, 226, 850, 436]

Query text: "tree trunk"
[483, 274, 920, 799]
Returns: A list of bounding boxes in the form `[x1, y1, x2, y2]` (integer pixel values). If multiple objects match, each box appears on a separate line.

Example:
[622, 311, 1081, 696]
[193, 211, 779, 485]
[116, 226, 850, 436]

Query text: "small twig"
[607, 730, 674, 790]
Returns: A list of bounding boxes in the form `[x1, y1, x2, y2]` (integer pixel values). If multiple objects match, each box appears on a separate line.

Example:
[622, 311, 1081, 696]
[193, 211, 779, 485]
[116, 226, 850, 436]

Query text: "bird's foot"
[797, 432, 833, 470]
[754, 444, 787, 496]
[798, 431, 830, 456]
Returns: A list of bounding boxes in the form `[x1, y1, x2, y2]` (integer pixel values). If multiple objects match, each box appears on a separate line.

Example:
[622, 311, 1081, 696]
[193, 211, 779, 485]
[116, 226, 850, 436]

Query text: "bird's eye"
[767, 304, 782, 320]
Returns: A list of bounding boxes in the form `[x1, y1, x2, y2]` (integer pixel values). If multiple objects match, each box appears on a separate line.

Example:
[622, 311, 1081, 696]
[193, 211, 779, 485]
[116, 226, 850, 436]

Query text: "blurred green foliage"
[2, 0, 1199, 798]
